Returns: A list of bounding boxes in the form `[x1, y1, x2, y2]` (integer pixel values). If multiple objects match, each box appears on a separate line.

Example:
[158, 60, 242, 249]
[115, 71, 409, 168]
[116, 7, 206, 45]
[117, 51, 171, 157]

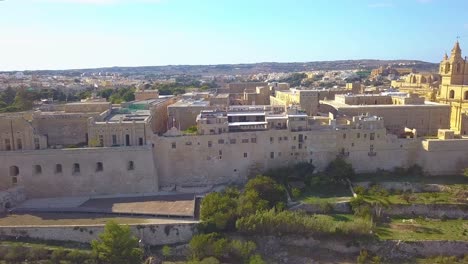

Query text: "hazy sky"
[1, 0, 468, 71]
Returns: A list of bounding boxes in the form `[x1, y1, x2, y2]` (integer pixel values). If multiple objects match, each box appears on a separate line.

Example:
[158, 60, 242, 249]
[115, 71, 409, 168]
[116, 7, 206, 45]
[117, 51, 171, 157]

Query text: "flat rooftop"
[105, 110, 151, 122]
[321, 99, 449, 108]
[170, 99, 210, 107]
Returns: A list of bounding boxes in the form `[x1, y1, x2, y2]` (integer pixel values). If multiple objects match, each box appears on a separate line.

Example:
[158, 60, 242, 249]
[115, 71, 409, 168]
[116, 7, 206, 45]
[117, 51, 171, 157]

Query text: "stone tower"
[439, 41, 468, 86]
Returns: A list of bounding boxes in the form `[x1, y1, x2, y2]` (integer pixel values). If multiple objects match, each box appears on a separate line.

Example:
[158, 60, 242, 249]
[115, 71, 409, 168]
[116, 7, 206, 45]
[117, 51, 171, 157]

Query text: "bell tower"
[440, 40, 467, 86]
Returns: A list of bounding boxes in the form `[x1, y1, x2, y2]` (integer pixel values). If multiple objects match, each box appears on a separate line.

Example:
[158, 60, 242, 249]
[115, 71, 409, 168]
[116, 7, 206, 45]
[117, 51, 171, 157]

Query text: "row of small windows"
[2, 138, 41, 151]
[8, 161, 135, 177]
[172, 135, 310, 149]
[448, 90, 468, 100]
[343, 132, 377, 140]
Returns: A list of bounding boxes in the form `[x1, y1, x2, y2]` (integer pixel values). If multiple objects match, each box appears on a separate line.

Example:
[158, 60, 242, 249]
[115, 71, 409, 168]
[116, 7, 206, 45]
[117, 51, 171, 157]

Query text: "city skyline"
[1, 0, 467, 71]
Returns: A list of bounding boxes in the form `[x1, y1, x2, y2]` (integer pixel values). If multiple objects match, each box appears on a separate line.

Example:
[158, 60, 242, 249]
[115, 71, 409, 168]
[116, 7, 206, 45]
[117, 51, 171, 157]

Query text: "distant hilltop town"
[0, 41, 467, 210]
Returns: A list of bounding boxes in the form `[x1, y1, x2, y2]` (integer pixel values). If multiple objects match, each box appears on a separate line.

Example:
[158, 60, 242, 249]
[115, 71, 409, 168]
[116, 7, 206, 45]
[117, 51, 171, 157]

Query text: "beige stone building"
[0, 113, 47, 152]
[391, 73, 440, 101]
[87, 109, 152, 147]
[134, 89, 159, 101]
[31, 101, 112, 147]
[320, 93, 450, 136]
[436, 41, 468, 133]
[167, 99, 214, 130]
[271, 88, 347, 116]
[123, 96, 176, 134]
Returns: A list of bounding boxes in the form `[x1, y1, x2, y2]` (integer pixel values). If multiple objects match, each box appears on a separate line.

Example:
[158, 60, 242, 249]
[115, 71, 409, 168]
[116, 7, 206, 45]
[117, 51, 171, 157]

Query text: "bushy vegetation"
[0, 244, 95, 263]
[356, 249, 382, 264]
[416, 254, 468, 264]
[236, 210, 373, 238]
[188, 233, 262, 263]
[91, 220, 143, 264]
[200, 176, 287, 232]
[97, 87, 135, 104]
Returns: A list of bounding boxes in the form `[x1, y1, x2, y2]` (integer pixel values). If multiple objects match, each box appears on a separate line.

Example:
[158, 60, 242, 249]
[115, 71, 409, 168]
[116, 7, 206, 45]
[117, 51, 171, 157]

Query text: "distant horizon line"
[1, 58, 439, 73]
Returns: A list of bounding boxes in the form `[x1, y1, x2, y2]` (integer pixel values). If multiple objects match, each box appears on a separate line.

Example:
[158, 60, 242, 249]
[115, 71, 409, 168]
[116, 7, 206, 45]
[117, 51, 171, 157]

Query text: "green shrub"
[319, 201, 334, 213]
[189, 233, 221, 261]
[200, 188, 239, 231]
[291, 187, 302, 199]
[162, 245, 171, 259]
[236, 209, 373, 238]
[249, 254, 266, 264]
[229, 240, 256, 261]
[199, 256, 221, 264]
[4, 245, 28, 263]
[51, 248, 68, 263]
[354, 185, 366, 195]
[357, 249, 369, 264]
[66, 250, 93, 264]
[27, 246, 49, 260]
[91, 221, 143, 264]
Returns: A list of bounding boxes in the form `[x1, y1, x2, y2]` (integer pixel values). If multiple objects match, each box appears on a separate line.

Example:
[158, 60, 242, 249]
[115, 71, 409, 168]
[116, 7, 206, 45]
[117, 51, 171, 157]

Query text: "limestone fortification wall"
[0, 146, 157, 198]
[2, 127, 468, 198]
[0, 222, 196, 246]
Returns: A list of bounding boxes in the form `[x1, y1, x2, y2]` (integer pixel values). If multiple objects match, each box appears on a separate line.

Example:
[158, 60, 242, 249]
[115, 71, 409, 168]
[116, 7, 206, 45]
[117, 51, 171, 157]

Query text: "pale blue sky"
[1, 0, 467, 71]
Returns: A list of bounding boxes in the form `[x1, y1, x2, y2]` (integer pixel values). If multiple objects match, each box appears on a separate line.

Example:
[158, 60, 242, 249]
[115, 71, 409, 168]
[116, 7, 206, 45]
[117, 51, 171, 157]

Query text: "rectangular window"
[364, 134, 367, 139]
[5, 139, 11, 151]
[243, 153, 248, 158]
[298, 143, 302, 149]
[171, 142, 176, 149]
[270, 152, 274, 159]
[370, 133, 375, 140]
[218, 139, 225, 144]
[284, 136, 288, 140]
[16, 139, 22, 150]
[99, 135, 104, 147]
[185, 141, 192, 145]
[112, 135, 117, 145]
[34, 138, 40, 150]
[55, 164, 62, 174]
[230, 139, 236, 144]
[357, 133, 360, 139]
[208, 141, 212, 147]
[251, 138, 257, 143]
[270, 137, 274, 143]
[139, 138, 143, 146]
[73, 163, 80, 174]
[242, 139, 249, 143]
[219, 150, 222, 156]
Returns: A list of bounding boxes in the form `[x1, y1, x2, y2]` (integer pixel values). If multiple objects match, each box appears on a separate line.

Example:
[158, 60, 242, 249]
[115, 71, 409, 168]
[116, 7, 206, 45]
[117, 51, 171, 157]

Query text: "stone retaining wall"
[0, 222, 197, 246]
[292, 202, 467, 219]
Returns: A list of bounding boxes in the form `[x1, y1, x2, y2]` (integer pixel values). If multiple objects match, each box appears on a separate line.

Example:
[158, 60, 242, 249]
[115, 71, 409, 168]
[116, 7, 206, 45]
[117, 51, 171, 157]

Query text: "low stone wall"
[292, 202, 467, 219]
[291, 202, 352, 214]
[353, 181, 449, 193]
[383, 204, 468, 219]
[0, 222, 197, 246]
[0, 186, 26, 213]
[266, 236, 468, 259]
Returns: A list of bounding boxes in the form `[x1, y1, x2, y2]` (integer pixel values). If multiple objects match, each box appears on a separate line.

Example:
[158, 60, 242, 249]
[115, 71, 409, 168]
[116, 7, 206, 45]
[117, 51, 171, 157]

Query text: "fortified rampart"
[0, 146, 157, 198]
[1, 125, 468, 198]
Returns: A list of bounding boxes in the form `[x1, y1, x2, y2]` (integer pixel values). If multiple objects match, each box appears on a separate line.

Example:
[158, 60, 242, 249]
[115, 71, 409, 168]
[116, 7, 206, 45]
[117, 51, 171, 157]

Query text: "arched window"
[128, 161, 134, 171]
[33, 165, 42, 175]
[9, 166, 19, 176]
[457, 63, 461, 73]
[96, 162, 103, 172]
[449, 90, 455, 99]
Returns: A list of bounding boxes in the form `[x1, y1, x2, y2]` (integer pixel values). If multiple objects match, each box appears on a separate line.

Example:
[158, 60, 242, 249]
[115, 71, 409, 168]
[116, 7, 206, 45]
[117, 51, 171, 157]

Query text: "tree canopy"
[91, 221, 143, 264]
